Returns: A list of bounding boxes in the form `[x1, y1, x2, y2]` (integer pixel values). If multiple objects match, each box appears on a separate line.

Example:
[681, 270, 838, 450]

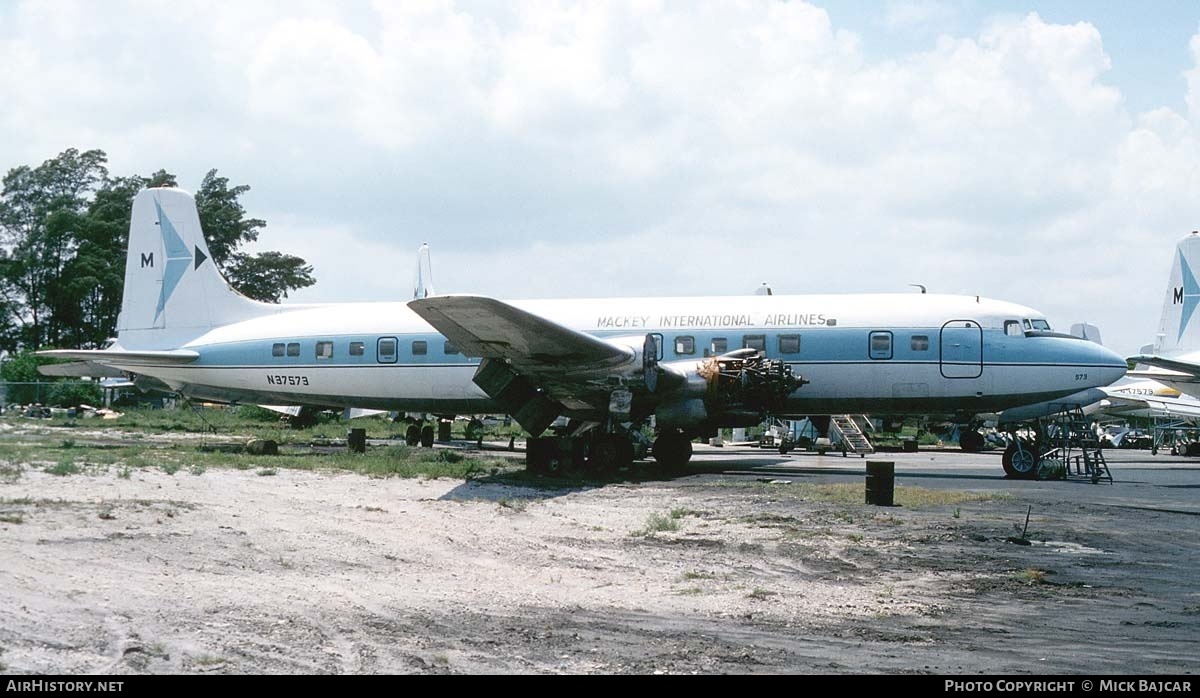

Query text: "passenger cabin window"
[377, 337, 397, 364]
[349, 342, 365, 356]
[286, 343, 300, 357]
[1004, 321, 1022, 337]
[779, 334, 800, 355]
[444, 341, 459, 355]
[674, 336, 695, 355]
[412, 340, 428, 356]
[911, 335, 929, 351]
[743, 335, 766, 353]
[869, 331, 893, 360]
[272, 343, 285, 357]
[711, 337, 728, 355]
[315, 341, 334, 359]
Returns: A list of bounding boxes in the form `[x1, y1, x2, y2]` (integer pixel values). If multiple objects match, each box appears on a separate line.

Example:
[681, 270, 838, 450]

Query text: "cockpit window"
[1029, 319, 1051, 331]
[1004, 320, 1022, 337]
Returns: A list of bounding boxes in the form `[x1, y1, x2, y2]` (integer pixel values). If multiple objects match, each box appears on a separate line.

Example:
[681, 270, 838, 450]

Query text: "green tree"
[193, 169, 315, 302]
[225, 251, 316, 303]
[0, 149, 108, 350]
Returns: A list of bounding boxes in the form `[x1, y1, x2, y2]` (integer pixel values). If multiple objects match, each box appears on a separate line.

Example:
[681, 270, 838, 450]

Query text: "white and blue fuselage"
[134, 293, 1126, 418]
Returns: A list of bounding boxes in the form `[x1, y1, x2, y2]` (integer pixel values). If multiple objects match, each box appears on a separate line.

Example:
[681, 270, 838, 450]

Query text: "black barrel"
[437, 420, 452, 442]
[347, 428, 367, 454]
[865, 460, 895, 506]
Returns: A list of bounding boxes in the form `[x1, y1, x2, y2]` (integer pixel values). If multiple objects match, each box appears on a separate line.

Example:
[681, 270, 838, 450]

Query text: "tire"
[587, 437, 621, 475]
[464, 418, 484, 442]
[420, 425, 435, 448]
[653, 433, 693, 470]
[405, 424, 420, 446]
[959, 429, 984, 453]
[526, 437, 551, 474]
[1002, 442, 1038, 479]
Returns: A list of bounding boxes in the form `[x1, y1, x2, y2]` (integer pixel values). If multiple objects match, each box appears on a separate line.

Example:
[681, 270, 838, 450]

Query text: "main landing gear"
[525, 427, 690, 477]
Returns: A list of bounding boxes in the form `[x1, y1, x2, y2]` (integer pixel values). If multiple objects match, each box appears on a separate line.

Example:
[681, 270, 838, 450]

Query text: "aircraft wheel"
[526, 437, 552, 474]
[420, 425, 435, 448]
[405, 424, 421, 446]
[1002, 442, 1038, 479]
[653, 433, 693, 471]
[464, 418, 485, 442]
[588, 436, 625, 475]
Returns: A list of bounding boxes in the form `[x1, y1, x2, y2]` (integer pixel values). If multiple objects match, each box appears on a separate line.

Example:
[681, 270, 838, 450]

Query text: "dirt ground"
[1, 441, 1198, 674]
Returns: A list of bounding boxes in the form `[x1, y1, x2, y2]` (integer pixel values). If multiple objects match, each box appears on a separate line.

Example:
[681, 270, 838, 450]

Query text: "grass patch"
[675, 587, 706, 596]
[670, 507, 698, 519]
[682, 570, 715, 580]
[0, 513, 24, 524]
[498, 498, 528, 512]
[257, 467, 277, 477]
[747, 588, 777, 601]
[47, 460, 80, 476]
[0, 426, 514, 481]
[632, 512, 680, 536]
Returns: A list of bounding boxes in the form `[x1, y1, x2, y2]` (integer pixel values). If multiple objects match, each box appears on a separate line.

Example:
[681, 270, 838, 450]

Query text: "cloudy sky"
[4, 0, 1200, 356]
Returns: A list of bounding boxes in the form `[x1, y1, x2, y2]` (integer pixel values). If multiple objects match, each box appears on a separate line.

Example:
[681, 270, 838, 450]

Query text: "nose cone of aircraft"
[1089, 342, 1129, 387]
[1053, 336, 1128, 389]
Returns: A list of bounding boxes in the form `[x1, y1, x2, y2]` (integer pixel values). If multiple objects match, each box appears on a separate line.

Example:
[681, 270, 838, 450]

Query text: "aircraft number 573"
[267, 375, 310, 387]
[1075, 373, 1088, 381]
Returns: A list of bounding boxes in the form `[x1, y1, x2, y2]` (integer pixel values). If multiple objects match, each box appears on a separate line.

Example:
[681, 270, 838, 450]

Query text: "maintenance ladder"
[1040, 404, 1112, 484]
[831, 414, 875, 456]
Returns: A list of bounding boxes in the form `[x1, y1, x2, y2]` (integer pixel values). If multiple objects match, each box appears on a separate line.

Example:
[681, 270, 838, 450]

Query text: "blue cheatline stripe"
[182, 326, 1113, 368]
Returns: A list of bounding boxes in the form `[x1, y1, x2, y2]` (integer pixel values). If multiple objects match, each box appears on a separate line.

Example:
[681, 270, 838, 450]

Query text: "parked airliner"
[41, 188, 1127, 472]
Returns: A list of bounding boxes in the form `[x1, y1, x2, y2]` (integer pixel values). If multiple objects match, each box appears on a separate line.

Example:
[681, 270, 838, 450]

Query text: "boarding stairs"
[1040, 405, 1112, 484]
[830, 414, 875, 456]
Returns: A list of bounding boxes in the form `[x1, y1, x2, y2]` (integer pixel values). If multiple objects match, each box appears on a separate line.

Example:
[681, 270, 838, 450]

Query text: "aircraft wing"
[409, 296, 633, 370]
[409, 295, 643, 425]
[1102, 393, 1200, 419]
[37, 349, 200, 366]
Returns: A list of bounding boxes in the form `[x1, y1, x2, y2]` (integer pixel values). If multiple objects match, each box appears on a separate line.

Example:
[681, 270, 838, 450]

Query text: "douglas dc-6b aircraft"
[41, 188, 1127, 473]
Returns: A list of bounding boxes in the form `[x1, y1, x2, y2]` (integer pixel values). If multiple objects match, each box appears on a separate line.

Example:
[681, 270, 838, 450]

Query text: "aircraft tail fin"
[117, 187, 274, 349]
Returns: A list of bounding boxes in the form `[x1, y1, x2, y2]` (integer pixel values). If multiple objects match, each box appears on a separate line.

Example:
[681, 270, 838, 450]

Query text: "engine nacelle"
[652, 354, 808, 429]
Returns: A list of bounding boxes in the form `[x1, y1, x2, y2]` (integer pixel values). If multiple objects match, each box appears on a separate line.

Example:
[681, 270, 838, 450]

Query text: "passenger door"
[940, 320, 983, 379]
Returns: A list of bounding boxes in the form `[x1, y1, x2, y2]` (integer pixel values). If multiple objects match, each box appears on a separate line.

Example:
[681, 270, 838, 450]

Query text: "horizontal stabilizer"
[37, 349, 200, 366]
[37, 360, 128, 379]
